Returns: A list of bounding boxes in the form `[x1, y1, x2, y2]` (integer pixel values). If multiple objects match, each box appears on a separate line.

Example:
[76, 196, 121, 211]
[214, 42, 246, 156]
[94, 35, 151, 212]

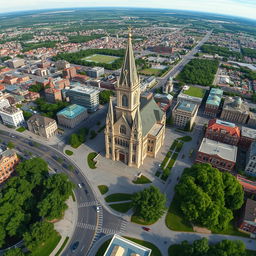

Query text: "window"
[122, 95, 128, 107]
[120, 125, 126, 135]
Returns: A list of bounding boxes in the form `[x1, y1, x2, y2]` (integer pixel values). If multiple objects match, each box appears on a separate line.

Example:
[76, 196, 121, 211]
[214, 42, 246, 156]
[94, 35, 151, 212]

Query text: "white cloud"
[0, 0, 255, 20]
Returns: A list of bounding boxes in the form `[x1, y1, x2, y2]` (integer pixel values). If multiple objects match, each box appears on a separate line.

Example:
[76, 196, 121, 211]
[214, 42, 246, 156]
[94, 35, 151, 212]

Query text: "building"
[105, 30, 166, 168]
[67, 86, 100, 112]
[44, 88, 62, 103]
[239, 126, 256, 150]
[162, 76, 173, 94]
[0, 98, 10, 109]
[7, 58, 25, 68]
[239, 199, 256, 235]
[104, 234, 151, 256]
[63, 66, 77, 79]
[205, 119, 240, 146]
[57, 104, 88, 128]
[248, 112, 256, 128]
[27, 114, 58, 139]
[172, 101, 199, 130]
[237, 175, 256, 194]
[0, 106, 25, 127]
[0, 148, 19, 184]
[196, 138, 237, 171]
[35, 68, 49, 77]
[177, 85, 205, 105]
[204, 88, 223, 117]
[55, 60, 70, 70]
[87, 67, 104, 78]
[220, 97, 249, 124]
[245, 142, 256, 177]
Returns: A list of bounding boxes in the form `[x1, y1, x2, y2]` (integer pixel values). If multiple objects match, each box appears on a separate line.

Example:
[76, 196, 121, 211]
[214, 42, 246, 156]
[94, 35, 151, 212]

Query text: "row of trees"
[53, 48, 125, 70]
[69, 127, 90, 148]
[0, 158, 74, 249]
[35, 98, 69, 118]
[68, 34, 105, 43]
[241, 48, 256, 59]
[175, 163, 244, 230]
[177, 59, 219, 86]
[99, 90, 115, 105]
[169, 238, 247, 256]
[21, 41, 58, 52]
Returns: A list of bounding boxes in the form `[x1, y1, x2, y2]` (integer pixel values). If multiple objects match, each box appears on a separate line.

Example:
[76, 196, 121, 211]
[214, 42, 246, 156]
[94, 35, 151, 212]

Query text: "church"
[104, 30, 166, 168]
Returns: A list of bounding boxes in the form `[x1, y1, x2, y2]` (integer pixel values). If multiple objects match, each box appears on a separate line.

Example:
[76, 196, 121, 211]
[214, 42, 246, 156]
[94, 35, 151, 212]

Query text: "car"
[84, 189, 88, 194]
[71, 241, 79, 251]
[81, 182, 85, 187]
[96, 206, 100, 212]
[78, 184, 82, 188]
[142, 227, 150, 231]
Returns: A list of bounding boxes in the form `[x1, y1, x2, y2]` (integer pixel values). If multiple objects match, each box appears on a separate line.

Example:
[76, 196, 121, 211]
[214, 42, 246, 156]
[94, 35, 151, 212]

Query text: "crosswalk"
[78, 201, 98, 208]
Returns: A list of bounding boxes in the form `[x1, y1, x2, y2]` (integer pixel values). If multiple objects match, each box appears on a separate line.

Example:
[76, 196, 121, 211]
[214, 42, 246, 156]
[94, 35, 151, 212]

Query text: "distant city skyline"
[0, 0, 256, 20]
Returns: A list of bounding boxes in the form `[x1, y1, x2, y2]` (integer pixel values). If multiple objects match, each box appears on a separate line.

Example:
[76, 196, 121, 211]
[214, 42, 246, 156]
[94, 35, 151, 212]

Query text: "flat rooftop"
[198, 138, 237, 162]
[216, 119, 236, 128]
[242, 126, 256, 139]
[57, 104, 87, 119]
[69, 85, 99, 95]
[104, 235, 151, 256]
[176, 101, 197, 113]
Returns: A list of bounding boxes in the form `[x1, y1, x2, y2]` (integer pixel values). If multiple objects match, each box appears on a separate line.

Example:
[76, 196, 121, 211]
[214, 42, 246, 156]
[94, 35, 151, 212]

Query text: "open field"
[82, 54, 120, 64]
[139, 68, 162, 76]
[182, 86, 206, 98]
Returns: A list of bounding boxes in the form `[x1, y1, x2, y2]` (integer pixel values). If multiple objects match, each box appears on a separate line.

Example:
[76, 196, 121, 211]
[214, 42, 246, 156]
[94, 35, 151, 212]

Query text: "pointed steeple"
[106, 96, 114, 124]
[119, 28, 139, 88]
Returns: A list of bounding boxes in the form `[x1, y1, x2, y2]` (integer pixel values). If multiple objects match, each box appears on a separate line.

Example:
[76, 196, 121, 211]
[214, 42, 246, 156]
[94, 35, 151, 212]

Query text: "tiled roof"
[208, 119, 240, 137]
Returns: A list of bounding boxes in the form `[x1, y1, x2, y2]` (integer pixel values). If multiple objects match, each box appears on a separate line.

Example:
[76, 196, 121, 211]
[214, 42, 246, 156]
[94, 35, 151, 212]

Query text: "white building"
[245, 142, 256, 177]
[0, 106, 25, 127]
[0, 98, 10, 109]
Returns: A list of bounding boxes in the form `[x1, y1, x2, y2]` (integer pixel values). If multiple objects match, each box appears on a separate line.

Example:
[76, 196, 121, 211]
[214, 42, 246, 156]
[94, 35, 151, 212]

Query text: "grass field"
[109, 202, 133, 213]
[82, 54, 120, 64]
[98, 185, 109, 195]
[182, 86, 206, 98]
[139, 68, 162, 76]
[105, 193, 132, 203]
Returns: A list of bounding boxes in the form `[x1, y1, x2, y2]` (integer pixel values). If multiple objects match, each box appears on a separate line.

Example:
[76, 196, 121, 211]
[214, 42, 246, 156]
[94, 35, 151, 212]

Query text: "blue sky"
[0, 0, 255, 19]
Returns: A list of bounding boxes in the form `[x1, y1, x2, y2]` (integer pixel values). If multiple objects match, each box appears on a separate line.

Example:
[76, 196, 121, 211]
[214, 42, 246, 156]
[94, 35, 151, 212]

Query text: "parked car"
[71, 241, 79, 251]
[142, 227, 150, 231]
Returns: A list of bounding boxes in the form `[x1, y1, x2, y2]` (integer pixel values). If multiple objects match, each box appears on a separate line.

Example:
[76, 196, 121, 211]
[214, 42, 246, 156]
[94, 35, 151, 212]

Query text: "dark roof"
[244, 199, 256, 222]
[140, 97, 164, 136]
[28, 114, 56, 127]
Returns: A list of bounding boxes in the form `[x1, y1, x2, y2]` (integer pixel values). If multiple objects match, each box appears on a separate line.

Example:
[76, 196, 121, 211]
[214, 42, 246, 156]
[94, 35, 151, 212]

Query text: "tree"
[99, 90, 114, 105]
[209, 240, 246, 256]
[7, 142, 15, 149]
[69, 133, 81, 148]
[132, 186, 166, 222]
[175, 164, 244, 230]
[3, 248, 25, 256]
[23, 221, 54, 252]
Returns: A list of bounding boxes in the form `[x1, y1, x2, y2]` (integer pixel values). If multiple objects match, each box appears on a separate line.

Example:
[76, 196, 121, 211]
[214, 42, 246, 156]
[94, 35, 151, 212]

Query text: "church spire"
[106, 96, 114, 124]
[119, 28, 139, 88]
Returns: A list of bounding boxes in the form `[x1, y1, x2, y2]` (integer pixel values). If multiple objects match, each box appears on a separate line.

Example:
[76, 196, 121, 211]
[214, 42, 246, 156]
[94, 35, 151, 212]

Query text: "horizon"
[0, 0, 256, 21]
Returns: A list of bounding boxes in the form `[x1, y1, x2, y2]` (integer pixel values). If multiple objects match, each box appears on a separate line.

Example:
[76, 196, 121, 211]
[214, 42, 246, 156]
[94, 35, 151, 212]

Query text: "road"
[0, 130, 125, 256]
[153, 30, 213, 91]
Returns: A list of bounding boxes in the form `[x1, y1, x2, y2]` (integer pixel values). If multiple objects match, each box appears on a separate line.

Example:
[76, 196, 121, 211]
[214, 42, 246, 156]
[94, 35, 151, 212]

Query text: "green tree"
[23, 221, 54, 252]
[7, 142, 15, 149]
[175, 164, 244, 230]
[132, 186, 166, 222]
[209, 240, 246, 256]
[99, 90, 114, 105]
[3, 248, 25, 256]
[69, 133, 81, 148]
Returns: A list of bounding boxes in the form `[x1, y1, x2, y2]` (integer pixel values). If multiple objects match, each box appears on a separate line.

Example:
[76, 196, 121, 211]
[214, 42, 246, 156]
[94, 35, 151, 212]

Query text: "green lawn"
[30, 231, 61, 256]
[65, 149, 73, 156]
[55, 236, 69, 256]
[83, 54, 119, 64]
[175, 142, 184, 153]
[182, 86, 206, 98]
[165, 196, 193, 232]
[132, 175, 152, 184]
[105, 193, 133, 203]
[124, 237, 162, 256]
[178, 136, 192, 142]
[170, 140, 178, 151]
[131, 214, 156, 225]
[139, 68, 162, 76]
[98, 185, 109, 195]
[109, 202, 133, 213]
[16, 126, 26, 132]
[87, 152, 97, 169]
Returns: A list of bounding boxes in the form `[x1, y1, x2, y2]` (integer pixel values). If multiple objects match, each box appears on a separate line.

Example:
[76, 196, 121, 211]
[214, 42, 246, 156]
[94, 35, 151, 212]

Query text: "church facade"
[104, 30, 166, 168]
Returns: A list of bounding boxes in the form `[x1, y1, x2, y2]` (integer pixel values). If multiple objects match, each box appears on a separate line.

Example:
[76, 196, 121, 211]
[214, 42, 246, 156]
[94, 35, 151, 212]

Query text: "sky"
[0, 0, 255, 20]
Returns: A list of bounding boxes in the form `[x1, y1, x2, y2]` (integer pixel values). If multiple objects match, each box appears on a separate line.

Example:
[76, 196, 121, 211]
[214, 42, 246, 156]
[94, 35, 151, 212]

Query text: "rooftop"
[0, 106, 21, 115]
[198, 138, 237, 162]
[27, 114, 56, 127]
[182, 86, 206, 98]
[69, 85, 100, 95]
[241, 126, 256, 139]
[208, 119, 240, 137]
[104, 235, 151, 256]
[57, 104, 87, 119]
[244, 199, 256, 222]
[176, 101, 197, 113]
[206, 88, 223, 106]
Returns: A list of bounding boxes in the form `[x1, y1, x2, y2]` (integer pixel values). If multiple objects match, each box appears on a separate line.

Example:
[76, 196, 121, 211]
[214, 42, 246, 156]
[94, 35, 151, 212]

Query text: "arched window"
[120, 125, 126, 135]
[122, 95, 128, 107]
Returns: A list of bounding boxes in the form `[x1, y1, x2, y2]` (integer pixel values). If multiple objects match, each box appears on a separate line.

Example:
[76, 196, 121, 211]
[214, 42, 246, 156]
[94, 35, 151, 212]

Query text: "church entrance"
[119, 152, 125, 163]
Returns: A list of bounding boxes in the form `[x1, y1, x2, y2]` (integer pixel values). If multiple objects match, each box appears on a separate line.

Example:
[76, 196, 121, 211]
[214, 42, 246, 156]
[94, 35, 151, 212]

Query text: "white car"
[96, 206, 100, 213]
[78, 183, 82, 188]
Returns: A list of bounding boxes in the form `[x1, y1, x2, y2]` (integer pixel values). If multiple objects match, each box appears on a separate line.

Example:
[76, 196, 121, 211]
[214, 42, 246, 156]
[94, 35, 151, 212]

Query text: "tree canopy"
[99, 90, 115, 105]
[175, 163, 244, 230]
[169, 238, 246, 256]
[3, 248, 25, 256]
[132, 185, 166, 222]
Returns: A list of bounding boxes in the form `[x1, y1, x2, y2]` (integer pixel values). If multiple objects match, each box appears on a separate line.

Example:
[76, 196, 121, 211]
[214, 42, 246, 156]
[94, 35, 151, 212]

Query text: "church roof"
[140, 97, 164, 136]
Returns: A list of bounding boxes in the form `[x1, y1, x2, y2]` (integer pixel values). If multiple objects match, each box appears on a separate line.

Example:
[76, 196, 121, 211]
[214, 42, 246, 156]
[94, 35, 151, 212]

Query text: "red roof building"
[237, 175, 256, 194]
[205, 119, 240, 146]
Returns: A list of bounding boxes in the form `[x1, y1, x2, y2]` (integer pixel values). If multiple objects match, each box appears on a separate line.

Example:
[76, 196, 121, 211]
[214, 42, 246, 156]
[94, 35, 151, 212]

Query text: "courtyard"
[82, 54, 120, 64]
